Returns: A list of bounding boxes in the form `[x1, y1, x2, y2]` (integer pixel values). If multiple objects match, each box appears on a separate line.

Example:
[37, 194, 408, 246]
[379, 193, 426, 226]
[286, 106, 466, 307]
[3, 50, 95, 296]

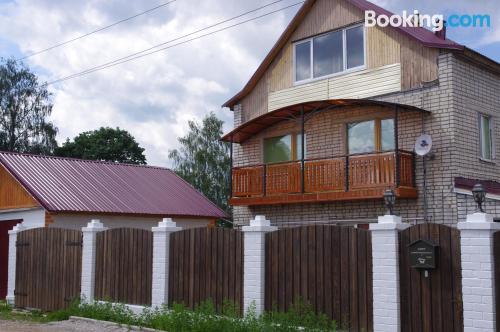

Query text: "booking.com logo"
[365, 10, 491, 32]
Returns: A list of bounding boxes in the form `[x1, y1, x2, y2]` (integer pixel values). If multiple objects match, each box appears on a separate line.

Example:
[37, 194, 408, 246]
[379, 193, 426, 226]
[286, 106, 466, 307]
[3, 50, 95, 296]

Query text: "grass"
[0, 298, 339, 331]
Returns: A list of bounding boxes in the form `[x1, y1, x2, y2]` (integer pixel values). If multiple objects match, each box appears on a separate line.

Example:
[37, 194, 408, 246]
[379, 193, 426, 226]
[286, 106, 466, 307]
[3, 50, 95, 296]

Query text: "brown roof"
[223, 0, 499, 109]
[0, 152, 227, 219]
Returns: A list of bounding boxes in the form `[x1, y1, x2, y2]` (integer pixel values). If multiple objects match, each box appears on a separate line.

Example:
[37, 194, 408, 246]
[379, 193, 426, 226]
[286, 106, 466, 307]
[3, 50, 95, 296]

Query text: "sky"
[0, 0, 498, 167]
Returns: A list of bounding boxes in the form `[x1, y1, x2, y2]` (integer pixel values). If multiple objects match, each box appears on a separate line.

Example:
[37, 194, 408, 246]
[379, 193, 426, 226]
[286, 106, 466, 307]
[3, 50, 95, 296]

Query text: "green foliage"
[264, 299, 337, 331]
[168, 112, 231, 214]
[0, 58, 58, 154]
[0, 298, 338, 331]
[55, 127, 146, 164]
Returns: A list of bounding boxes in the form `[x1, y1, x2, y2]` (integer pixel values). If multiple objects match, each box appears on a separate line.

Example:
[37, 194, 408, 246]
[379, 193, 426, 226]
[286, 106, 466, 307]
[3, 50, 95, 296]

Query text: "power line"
[18, 0, 177, 61]
[47, 1, 303, 85]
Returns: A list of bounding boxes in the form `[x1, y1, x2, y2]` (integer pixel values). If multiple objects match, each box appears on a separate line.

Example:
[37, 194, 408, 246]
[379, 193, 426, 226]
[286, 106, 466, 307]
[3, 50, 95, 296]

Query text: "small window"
[264, 134, 306, 164]
[348, 120, 375, 154]
[295, 41, 311, 82]
[346, 25, 365, 69]
[479, 114, 494, 160]
[347, 119, 395, 154]
[293, 24, 365, 83]
[313, 30, 343, 77]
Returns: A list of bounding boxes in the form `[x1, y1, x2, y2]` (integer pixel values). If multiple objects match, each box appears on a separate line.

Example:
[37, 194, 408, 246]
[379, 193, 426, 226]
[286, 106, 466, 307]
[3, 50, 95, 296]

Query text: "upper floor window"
[294, 24, 365, 83]
[347, 119, 394, 155]
[479, 114, 494, 160]
[264, 134, 306, 164]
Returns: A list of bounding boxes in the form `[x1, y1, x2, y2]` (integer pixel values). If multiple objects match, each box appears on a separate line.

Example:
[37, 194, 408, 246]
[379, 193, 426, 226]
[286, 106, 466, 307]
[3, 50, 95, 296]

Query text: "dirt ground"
[0, 317, 140, 332]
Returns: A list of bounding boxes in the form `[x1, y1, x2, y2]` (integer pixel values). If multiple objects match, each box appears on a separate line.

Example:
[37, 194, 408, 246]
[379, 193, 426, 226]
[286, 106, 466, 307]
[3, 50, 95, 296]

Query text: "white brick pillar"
[151, 218, 181, 307]
[6, 223, 26, 305]
[81, 219, 106, 302]
[370, 215, 409, 332]
[241, 215, 277, 315]
[458, 212, 500, 332]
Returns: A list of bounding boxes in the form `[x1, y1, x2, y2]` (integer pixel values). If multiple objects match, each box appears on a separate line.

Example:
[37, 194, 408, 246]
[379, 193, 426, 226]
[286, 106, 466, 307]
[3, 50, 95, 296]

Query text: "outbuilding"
[0, 151, 227, 298]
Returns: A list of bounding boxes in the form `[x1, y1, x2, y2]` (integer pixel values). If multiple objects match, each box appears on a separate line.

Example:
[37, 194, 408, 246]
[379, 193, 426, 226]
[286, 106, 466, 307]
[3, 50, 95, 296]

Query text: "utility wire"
[18, 0, 177, 60]
[47, 1, 303, 85]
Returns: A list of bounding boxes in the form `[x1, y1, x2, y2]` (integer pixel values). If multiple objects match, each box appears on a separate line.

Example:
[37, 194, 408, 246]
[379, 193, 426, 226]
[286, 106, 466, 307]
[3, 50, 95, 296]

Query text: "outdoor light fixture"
[384, 189, 396, 215]
[472, 183, 486, 213]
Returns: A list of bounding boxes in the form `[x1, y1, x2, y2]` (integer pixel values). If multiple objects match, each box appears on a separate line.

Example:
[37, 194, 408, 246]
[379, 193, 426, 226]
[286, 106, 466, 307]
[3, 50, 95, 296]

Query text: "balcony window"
[294, 24, 365, 83]
[479, 114, 494, 160]
[264, 134, 306, 164]
[348, 119, 395, 154]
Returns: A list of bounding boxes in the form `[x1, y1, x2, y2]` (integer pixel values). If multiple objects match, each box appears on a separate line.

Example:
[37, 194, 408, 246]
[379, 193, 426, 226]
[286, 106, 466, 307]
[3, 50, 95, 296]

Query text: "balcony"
[230, 150, 417, 206]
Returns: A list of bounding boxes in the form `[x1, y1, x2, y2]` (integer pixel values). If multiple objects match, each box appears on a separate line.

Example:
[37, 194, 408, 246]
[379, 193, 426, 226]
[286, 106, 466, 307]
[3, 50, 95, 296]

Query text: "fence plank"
[169, 228, 243, 314]
[399, 224, 463, 332]
[15, 228, 82, 311]
[265, 225, 373, 331]
[94, 228, 152, 306]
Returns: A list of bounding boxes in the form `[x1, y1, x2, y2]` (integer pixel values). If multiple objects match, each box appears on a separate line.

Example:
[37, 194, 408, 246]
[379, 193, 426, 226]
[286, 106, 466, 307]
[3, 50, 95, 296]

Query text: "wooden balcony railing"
[231, 150, 417, 204]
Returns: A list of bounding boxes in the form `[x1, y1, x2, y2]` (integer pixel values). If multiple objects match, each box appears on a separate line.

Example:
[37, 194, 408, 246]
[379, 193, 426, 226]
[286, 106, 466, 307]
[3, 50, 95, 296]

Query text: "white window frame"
[293, 23, 366, 85]
[479, 113, 495, 161]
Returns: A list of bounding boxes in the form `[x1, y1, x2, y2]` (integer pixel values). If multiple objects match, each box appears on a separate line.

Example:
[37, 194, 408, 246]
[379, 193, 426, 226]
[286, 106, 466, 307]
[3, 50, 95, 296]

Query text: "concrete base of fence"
[81, 220, 107, 302]
[151, 218, 181, 308]
[242, 215, 277, 316]
[6, 223, 26, 305]
[370, 215, 409, 332]
[458, 212, 500, 332]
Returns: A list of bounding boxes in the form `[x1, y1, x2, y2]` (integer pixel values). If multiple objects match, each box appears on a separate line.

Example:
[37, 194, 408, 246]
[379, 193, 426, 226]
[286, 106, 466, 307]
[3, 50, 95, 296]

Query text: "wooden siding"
[0, 165, 39, 210]
[239, 0, 439, 121]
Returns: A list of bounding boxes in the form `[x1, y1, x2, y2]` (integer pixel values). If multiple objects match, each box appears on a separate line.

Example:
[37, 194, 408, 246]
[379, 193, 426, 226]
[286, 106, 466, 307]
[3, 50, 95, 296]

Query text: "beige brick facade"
[230, 52, 500, 226]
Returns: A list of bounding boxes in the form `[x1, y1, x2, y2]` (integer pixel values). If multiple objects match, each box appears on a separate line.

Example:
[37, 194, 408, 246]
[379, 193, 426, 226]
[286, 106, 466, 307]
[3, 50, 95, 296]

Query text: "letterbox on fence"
[408, 239, 438, 269]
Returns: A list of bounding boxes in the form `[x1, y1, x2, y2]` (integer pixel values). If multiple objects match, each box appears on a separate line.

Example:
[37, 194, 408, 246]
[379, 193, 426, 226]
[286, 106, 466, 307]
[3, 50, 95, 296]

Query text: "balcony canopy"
[221, 99, 430, 144]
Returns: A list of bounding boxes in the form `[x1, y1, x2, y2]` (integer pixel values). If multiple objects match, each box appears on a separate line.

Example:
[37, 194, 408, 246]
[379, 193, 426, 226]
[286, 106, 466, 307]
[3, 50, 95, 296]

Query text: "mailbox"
[408, 239, 438, 269]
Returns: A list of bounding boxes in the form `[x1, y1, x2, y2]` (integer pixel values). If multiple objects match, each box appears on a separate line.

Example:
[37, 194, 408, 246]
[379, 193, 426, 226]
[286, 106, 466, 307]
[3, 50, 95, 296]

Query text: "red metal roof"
[0, 152, 227, 219]
[222, 99, 430, 143]
[455, 177, 500, 196]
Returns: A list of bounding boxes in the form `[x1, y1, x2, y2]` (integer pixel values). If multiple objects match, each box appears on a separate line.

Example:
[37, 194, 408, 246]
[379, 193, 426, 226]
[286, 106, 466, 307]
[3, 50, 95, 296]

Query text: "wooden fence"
[95, 228, 153, 305]
[15, 228, 82, 311]
[265, 225, 373, 331]
[169, 228, 243, 313]
[399, 223, 463, 332]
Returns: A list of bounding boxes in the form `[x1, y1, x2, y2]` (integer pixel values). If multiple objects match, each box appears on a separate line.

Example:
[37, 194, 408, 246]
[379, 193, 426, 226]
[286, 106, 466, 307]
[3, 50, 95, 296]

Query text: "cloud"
[0, 0, 297, 166]
[0, 0, 497, 168]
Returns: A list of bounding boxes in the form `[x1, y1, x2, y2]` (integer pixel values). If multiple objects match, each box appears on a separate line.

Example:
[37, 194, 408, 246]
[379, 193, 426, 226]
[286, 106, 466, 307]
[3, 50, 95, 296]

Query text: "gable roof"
[0, 152, 227, 219]
[223, 0, 466, 109]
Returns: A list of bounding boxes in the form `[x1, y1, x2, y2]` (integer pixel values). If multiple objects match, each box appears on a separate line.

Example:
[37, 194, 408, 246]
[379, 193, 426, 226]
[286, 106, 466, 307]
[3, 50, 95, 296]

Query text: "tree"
[55, 127, 146, 164]
[169, 112, 231, 215]
[0, 58, 58, 154]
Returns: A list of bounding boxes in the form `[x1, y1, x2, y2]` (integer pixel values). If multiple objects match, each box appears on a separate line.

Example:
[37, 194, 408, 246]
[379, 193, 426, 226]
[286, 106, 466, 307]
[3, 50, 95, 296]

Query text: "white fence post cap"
[83, 219, 105, 231]
[378, 214, 403, 224]
[250, 215, 271, 227]
[159, 218, 177, 227]
[466, 212, 494, 223]
[8, 223, 26, 235]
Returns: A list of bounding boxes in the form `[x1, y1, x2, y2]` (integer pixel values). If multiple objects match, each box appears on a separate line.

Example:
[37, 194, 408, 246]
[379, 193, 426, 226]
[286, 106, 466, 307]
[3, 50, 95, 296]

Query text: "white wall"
[50, 213, 211, 230]
[0, 208, 45, 228]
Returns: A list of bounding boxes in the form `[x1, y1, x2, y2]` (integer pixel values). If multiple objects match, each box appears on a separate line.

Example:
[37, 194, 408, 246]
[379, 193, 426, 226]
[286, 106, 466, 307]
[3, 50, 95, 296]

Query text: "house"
[222, 0, 500, 226]
[0, 151, 227, 298]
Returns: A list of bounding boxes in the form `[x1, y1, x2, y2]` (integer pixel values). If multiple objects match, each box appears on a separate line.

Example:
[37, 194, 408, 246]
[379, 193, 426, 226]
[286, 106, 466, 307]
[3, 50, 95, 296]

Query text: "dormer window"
[294, 24, 365, 84]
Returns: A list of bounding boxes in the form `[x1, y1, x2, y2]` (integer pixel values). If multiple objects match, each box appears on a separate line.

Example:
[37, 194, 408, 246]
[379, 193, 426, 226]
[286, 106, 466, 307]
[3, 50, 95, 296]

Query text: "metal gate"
[399, 223, 463, 332]
[15, 228, 82, 311]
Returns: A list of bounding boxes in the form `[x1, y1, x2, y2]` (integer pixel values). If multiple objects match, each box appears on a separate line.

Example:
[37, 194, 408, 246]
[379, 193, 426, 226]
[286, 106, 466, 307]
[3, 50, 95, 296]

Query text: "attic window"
[294, 24, 365, 83]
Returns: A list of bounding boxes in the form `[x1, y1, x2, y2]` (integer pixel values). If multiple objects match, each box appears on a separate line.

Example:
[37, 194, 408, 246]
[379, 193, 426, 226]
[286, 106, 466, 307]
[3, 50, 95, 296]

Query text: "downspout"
[301, 107, 305, 193]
